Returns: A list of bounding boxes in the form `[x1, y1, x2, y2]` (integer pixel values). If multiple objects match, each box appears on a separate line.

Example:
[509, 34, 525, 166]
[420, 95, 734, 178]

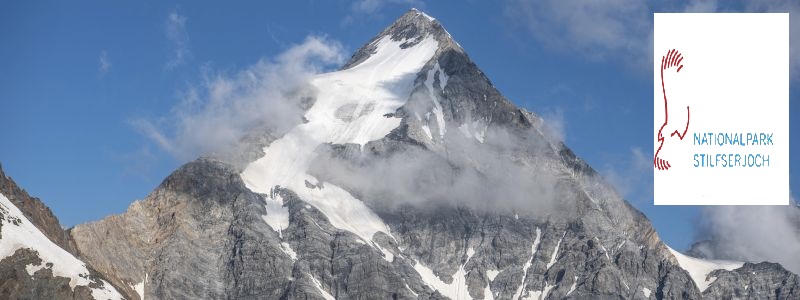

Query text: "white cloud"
[164, 11, 191, 70]
[308, 125, 569, 216]
[98, 50, 111, 75]
[539, 107, 566, 143]
[599, 146, 653, 205]
[694, 201, 800, 274]
[135, 36, 345, 161]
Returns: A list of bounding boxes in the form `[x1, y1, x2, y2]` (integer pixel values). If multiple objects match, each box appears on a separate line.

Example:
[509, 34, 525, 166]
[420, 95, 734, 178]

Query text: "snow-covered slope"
[412, 247, 474, 300]
[240, 33, 439, 244]
[668, 246, 743, 292]
[0, 192, 123, 299]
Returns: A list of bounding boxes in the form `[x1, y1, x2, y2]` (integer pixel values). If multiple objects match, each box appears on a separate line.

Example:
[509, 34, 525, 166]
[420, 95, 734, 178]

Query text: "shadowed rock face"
[59, 8, 800, 300]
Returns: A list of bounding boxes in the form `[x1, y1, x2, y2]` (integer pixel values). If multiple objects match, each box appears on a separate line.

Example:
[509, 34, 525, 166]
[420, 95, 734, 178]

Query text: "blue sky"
[1, 1, 797, 251]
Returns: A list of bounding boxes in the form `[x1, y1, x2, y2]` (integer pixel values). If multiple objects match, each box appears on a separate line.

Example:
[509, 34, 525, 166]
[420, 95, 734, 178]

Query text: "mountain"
[3, 9, 799, 300]
[0, 165, 124, 299]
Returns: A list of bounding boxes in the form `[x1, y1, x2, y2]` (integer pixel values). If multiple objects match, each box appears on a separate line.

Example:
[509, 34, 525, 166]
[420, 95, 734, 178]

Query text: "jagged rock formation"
[703, 262, 800, 299]
[0, 180, 124, 299]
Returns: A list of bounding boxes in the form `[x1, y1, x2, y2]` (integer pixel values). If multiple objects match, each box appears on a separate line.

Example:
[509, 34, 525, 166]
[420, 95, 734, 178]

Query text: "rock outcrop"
[0, 164, 77, 254]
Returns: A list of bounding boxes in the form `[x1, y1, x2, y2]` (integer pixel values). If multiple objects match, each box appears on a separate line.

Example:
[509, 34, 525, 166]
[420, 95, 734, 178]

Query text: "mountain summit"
[2, 9, 798, 300]
[342, 9, 462, 70]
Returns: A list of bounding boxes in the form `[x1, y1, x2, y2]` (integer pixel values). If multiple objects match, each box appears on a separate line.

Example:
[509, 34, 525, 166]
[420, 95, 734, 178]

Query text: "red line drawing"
[654, 49, 690, 171]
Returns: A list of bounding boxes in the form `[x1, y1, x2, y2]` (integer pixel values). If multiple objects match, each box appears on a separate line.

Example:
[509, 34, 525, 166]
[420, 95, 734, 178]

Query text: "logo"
[654, 49, 690, 171]
[653, 13, 788, 205]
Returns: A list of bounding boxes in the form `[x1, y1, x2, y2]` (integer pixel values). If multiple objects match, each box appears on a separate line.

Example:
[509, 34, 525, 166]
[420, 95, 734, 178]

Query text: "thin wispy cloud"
[351, 0, 424, 14]
[504, 0, 651, 66]
[504, 0, 799, 75]
[135, 36, 345, 161]
[98, 50, 111, 76]
[539, 107, 567, 143]
[600, 146, 653, 206]
[342, 0, 425, 25]
[164, 10, 191, 70]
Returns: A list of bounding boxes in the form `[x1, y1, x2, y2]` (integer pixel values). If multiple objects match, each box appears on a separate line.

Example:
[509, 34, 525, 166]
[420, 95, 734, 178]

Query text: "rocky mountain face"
[2, 9, 799, 300]
[703, 262, 800, 299]
[0, 166, 124, 299]
[0, 164, 77, 254]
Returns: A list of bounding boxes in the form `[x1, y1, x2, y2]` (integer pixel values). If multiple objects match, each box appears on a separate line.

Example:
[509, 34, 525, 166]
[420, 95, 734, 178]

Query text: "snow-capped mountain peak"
[240, 10, 441, 246]
[49, 9, 800, 300]
[343, 9, 462, 71]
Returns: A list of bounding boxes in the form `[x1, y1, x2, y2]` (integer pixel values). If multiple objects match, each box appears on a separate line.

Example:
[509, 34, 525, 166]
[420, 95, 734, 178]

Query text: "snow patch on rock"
[0, 193, 123, 298]
[263, 192, 289, 238]
[242, 35, 438, 245]
[308, 273, 335, 300]
[566, 276, 578, 296]
[668, 246, 743, 292]
[424, 63, 448, 139]
[486, 269, 499, 282]
[546, 231, 566, 270]
[513, 227, 541, 300]
[412, 247, 476, 300]
[132, 274, 146, 300]
[281, 242, 298, 261]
